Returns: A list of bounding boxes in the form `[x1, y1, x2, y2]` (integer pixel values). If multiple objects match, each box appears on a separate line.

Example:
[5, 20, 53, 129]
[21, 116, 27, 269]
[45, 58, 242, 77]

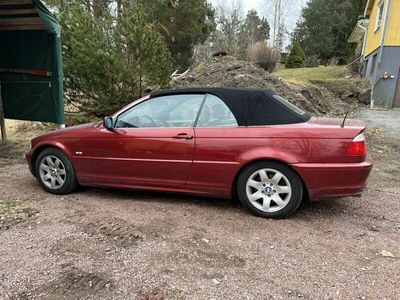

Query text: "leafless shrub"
[248, 42, 279, 72]
[327, 57, 339, 66]
[304, 55, 321, 68]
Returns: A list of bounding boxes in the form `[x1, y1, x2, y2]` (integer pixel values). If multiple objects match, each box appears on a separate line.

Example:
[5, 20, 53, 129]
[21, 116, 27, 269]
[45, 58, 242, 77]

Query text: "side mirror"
[103, 116, 114, 130]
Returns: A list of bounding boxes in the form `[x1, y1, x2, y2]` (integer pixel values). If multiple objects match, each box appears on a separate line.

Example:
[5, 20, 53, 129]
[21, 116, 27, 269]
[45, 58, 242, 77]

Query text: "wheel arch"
[31, 143, 71, 176]
[231, 158, 309, 201]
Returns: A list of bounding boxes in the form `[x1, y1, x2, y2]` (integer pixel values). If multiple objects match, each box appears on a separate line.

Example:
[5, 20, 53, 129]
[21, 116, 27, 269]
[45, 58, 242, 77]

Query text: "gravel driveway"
[356, 106, 400, 137]
[0, 121, 399, 299]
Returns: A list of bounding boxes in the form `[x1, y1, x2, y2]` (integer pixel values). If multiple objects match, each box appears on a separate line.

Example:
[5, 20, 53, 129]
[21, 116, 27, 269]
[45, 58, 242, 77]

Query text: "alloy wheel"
[245, 168, 292, 213]
[39, 155, 66, 190]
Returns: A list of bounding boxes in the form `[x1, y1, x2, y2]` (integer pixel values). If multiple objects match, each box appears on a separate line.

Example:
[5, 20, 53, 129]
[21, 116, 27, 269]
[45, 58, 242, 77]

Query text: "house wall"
[364, 0, 385, 56]
[364, 46, 400, 107]
[363, 47, 379, 80]
[362, 0, 400, 108]
[385, 0, 400, 46]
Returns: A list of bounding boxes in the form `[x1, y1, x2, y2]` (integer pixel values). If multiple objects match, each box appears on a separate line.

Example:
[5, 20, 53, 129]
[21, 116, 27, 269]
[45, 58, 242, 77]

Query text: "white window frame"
[375, 0, 384, 32]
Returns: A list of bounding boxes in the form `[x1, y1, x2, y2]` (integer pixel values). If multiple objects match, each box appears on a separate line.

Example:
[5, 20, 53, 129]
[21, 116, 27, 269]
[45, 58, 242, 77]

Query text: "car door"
[90, 94, 205, 189]
[189, 94, 242, 195]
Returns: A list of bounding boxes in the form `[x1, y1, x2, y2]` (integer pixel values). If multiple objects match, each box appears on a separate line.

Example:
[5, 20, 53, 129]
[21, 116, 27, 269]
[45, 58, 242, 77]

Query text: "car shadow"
[77, 185, 244, 210]
[76, 185, 356, 220]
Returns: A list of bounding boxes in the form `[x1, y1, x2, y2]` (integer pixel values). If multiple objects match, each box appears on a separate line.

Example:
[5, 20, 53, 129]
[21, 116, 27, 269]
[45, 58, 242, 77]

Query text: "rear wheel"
[237, 161, 303, 218]
[35, 148, 78, 194]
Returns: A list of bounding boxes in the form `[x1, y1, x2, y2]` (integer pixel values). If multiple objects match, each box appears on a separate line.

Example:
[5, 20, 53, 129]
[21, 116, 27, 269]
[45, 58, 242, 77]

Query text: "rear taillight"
[347, 132, 366, 155]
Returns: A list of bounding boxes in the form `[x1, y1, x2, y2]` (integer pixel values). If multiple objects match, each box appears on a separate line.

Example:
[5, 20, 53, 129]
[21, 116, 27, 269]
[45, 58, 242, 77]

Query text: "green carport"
[0, 0, 64, 140]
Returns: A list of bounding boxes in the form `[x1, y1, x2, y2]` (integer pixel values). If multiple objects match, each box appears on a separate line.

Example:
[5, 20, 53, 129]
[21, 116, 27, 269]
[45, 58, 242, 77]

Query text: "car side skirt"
[77, 175, 233, 199]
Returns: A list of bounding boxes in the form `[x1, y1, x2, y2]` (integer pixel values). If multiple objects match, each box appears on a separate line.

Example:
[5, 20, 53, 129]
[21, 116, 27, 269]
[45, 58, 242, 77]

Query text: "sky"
[209, 0, 308, 47]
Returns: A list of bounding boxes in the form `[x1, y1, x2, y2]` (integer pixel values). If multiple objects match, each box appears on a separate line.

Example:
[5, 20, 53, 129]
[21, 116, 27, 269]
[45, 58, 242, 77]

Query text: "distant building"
[280, 52, 288, 64]
[349, 0, 400, 108]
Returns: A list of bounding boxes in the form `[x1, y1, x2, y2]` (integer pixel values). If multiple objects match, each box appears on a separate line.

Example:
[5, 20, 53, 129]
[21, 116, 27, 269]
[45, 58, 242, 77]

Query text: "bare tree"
[261, 0, 305, 50]
[214, 0, 244, 57]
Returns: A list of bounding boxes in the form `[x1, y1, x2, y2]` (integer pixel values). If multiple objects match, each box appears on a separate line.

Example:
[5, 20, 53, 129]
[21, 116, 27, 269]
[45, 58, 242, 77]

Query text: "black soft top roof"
[151, 87, 310, 126]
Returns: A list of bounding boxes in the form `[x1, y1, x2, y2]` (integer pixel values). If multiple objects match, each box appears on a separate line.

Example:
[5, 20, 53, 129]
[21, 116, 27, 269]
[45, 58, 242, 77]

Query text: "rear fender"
[238, 147, 300, 165]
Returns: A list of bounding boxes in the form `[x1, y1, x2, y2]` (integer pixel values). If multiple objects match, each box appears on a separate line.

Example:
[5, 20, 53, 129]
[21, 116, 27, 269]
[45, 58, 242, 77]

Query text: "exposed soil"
[172, 56, 351, 117]
[0, 113, 399, 299]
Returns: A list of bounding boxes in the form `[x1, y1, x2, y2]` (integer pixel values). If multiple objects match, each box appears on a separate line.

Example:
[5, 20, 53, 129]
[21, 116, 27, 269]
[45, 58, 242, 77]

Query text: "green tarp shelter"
[0, 0, 64, 124]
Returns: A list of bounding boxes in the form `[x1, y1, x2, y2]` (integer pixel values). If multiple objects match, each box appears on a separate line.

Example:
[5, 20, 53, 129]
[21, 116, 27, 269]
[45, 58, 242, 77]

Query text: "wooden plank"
[0, 0, 32, 5]
[0, 68, 52, 77]
[0, 82, 7, 141]
[0, 8, 36, 15]
[0, 16, 42, 25]
[0, 23, 45, 30]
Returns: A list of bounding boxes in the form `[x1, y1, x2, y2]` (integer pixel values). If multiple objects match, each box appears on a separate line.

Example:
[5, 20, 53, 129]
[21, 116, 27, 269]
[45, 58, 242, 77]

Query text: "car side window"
[115, 94, 205, 128]
[196, 94, 238, 127]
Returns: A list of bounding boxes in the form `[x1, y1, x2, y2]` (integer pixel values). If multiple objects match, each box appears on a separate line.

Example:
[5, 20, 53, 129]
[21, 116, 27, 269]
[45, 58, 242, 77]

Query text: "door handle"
[173, 133, 193, 140]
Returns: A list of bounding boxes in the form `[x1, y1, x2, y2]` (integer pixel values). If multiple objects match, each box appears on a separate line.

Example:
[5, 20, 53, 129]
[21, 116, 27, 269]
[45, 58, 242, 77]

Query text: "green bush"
[285, 42, 305, 68]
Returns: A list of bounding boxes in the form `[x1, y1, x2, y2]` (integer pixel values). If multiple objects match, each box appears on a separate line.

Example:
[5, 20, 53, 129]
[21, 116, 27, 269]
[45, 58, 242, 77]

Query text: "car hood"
[32, 123, 97, 143]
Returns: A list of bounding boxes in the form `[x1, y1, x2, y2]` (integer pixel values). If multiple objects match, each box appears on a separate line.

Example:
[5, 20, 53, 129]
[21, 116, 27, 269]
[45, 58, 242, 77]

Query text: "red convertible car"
[26, 88, 373, 218]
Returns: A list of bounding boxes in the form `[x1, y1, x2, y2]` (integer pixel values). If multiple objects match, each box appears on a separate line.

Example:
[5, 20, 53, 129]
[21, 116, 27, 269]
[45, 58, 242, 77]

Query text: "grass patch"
[274, 66, 371, 104]
[4, 119, 54, 140]
[274, 66, 347, 85]
[0, 140, 29, 165]
[0, 119, 55, 166]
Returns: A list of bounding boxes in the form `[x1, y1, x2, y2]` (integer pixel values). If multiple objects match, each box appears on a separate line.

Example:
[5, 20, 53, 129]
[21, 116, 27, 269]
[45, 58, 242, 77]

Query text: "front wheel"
[237, 161, 303, 219]
[35, 148, 78, 194]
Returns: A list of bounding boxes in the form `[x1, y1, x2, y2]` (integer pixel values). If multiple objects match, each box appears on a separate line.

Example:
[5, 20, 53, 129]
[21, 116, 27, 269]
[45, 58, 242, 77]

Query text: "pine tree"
[59, 2, 173, 117]
[47, 0, 215, 71]
[285, 42, 305, 68]
[140, 0, 215, 70]
[239, 9, 270, 59]
[241, 9, 270, 43]
[291, 0, 367, 64]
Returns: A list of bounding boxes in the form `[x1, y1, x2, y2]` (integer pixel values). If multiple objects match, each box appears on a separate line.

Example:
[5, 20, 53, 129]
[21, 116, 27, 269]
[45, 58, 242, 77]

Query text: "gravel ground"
[0, 119, 399, 299]
[356, 107, 400, 136]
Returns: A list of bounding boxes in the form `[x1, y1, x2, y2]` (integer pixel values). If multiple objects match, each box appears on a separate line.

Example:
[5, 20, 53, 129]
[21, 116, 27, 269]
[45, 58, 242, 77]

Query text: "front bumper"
[291, 154, 373, 200]
[25, 150, 34, 176]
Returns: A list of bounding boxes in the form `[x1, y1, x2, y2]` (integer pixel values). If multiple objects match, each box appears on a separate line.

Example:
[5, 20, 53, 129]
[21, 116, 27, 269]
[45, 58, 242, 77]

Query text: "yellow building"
[351, 0, 400, 108]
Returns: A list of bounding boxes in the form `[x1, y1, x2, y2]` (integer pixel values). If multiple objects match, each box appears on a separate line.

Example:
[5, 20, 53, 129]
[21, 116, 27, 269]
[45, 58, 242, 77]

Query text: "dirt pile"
[172, 56, 349, 116]
[310, 78, 371, 105]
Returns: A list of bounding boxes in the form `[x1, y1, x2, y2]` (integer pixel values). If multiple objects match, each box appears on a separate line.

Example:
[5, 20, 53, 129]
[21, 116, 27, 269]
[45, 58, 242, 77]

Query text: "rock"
[369, 225, 379, 232]
[341, 90, 354, 99]
[141, 287, 164, 300]
[212, 50, 228, 57]
[378, 250, 395, 258]
[358, 88, 371, 104]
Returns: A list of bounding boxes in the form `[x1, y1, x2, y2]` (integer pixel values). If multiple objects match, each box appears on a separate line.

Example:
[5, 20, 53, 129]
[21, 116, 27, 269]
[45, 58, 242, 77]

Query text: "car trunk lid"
[309, 116, 366, 129]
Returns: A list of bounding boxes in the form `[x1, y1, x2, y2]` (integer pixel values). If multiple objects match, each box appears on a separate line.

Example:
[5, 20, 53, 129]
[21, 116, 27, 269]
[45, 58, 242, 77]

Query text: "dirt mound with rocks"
[172, 56, 348, 116]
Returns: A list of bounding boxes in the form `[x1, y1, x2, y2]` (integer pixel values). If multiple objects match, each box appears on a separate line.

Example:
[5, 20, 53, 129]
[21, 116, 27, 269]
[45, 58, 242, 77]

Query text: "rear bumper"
[291, 154, 373, 200]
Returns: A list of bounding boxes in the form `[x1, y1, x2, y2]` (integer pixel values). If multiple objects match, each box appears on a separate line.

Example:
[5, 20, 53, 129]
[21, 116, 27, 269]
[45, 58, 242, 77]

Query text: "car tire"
[237, 161, 303, 219]
[35, 147, 78, 194]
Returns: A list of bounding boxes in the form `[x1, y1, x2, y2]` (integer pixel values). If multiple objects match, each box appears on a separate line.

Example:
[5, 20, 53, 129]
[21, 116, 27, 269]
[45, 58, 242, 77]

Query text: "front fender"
[28, 141, 74, 176]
